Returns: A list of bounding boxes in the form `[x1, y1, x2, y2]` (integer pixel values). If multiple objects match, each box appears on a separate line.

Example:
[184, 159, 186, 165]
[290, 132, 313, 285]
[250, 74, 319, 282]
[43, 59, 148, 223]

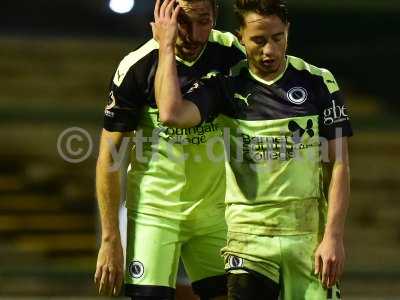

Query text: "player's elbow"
[158, 100, 201, 128]
[159, 110, 180, 127]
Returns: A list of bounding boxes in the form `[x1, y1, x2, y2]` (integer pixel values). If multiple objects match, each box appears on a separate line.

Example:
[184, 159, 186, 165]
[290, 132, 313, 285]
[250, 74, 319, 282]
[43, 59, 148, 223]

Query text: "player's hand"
[314, 235, 345, 288]
[94, 239, 124, 296]
[151, 0, 181, 48]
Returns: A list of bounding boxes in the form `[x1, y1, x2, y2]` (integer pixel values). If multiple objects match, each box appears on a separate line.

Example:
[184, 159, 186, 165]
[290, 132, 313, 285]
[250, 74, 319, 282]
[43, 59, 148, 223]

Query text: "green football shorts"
[125, 210, 227, 288]
[223, 232, 341, 300]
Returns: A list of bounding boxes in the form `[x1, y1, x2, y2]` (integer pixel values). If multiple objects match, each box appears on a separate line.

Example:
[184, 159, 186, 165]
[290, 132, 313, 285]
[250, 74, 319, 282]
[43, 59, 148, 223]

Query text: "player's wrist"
[101, 232, 121, 244]
[323, 229, 344, 241]
[159, 43, 175, 55]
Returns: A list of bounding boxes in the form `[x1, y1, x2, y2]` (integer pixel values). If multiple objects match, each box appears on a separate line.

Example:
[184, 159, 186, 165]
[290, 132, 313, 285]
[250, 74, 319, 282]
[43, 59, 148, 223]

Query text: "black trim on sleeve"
[103, 116, 138, 132]
[320, 123, 353, 140]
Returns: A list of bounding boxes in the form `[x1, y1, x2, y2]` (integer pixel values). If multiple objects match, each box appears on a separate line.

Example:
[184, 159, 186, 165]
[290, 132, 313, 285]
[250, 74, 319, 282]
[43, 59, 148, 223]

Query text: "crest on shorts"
[128, 260, 144, 279]
[228, 255, 244, 268]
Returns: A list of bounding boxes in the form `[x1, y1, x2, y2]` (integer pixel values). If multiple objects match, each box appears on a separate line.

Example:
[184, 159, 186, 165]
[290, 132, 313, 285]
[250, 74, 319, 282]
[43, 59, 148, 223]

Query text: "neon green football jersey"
[103, 30, 246, 220]
[185, 56, 353, 234]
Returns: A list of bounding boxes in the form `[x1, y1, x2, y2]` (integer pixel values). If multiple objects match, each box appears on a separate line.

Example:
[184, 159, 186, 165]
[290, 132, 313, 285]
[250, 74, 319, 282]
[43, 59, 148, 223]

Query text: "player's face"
[176, 0, 214, 61]
[239, 13, 289, 81]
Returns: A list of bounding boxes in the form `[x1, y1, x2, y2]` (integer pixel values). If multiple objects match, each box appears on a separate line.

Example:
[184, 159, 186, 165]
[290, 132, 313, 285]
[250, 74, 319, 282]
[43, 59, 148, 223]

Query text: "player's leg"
[222, 232, 281, 300]
[181, 219, 228, 300]
[125, 211, 182, 300]
[227, 270, 279, 300]
[280, 233, 342, 300]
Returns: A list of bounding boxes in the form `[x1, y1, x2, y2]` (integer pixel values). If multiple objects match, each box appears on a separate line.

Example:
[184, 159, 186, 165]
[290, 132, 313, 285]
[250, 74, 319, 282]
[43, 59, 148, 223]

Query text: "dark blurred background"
[0, 0, 399, 298]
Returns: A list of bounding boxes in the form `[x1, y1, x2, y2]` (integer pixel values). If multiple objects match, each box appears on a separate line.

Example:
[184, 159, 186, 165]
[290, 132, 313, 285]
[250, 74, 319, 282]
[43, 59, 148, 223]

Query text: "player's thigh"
[181, 221, 227, 299]
[125, 212, 182, 297]
[223, 232, 281, 285]
[280, 234, 342, 300]
[227, 270, 279, 300]
[181, 220, 227, 281]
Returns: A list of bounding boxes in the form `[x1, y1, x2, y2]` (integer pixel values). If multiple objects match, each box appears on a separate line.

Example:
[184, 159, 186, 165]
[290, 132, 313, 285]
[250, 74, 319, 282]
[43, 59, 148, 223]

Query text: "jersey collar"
[152, 38, 207, 68]
[175, 29, 224, 67]
[248, 57, 289, 85]
[175, 45, 207, 67]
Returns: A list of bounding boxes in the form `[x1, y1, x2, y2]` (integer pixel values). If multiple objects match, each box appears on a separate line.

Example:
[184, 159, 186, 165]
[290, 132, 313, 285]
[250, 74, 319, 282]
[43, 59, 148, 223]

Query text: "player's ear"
[236, 29, 244, 46]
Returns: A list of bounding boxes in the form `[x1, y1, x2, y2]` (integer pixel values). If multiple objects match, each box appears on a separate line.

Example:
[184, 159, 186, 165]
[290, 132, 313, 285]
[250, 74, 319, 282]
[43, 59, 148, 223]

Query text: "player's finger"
[154, 0, 161, 21]
[165, 0, 176, 18]
[150, 22, 157, 40]
[108, 268, 117, 296]
[160, 0, 171, 19]
[113, 270, 124, 296]
[321, 259, 331, 287]
[94, 265, 101, 285]
[328, 262, 337, 288]
[314, 254, 321, 275]
[172, 4, 181, 22]
[337, 260, 344, 281]
[99, 267, 110, 295]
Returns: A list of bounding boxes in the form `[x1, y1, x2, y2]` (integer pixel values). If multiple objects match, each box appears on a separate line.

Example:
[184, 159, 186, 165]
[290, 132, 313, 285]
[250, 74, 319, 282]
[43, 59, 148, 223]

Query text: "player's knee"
[192, 275, 228, 300]
[227, 271, 279, 300]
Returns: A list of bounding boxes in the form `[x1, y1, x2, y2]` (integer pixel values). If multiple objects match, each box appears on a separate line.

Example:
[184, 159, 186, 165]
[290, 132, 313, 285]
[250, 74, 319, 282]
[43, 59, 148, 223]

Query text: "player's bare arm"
[314, 137, 350, 288]
[152, 0, 202, 128]
[94, 129, 129, 296]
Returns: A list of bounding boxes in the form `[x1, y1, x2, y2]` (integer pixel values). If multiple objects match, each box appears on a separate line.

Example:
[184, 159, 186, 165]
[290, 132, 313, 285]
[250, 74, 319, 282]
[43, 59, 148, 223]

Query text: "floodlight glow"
[109, 0, 135, 14]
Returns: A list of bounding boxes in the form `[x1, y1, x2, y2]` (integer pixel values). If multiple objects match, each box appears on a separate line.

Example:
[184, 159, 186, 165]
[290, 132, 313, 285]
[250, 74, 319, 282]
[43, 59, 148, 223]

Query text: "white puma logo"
[234, 93, 252, 106]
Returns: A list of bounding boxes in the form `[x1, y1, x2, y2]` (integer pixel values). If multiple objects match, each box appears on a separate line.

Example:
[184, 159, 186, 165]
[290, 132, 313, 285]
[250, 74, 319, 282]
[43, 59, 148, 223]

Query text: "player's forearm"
[155, 44, 183, 125]
[96, 156, 122, 243]
[95, 130, 127, 243]
[324, 160, 350, 239]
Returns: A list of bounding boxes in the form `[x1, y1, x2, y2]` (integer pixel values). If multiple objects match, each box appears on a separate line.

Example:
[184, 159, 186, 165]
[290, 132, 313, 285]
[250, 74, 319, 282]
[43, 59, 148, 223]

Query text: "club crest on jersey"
[287, 87, 308, 105]
[228, 255, 244, 268]
[128, 260, 144, 279]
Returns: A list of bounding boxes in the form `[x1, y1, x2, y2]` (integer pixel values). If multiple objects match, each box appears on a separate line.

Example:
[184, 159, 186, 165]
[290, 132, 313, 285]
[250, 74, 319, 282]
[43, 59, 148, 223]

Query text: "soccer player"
[153, 0, 352, 299]
[94, 0, 245, 299]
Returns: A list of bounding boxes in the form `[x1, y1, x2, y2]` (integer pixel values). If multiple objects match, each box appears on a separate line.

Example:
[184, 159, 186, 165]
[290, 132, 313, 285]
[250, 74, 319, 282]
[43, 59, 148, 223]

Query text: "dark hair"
[183, 0, 218, 16]
[234, 0, 289, 27]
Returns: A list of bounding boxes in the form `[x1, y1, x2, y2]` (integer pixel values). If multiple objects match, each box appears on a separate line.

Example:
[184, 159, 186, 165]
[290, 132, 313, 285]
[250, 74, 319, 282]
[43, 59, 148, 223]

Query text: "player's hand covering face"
[151, 0, 215, 62]
[239, 13, 289, 81]
[151, 0, 181, 49]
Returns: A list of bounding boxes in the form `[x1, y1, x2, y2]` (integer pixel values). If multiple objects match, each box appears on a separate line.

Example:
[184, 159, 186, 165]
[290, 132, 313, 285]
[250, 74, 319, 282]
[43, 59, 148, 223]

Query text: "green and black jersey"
[103, 30, 245, 220]
[185, 56, 353, 235]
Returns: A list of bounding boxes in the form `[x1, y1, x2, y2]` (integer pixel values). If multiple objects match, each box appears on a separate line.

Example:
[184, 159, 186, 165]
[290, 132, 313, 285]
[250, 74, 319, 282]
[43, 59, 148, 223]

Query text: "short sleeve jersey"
[103, 30, 245, 220]
[184, 56, 353, 234]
